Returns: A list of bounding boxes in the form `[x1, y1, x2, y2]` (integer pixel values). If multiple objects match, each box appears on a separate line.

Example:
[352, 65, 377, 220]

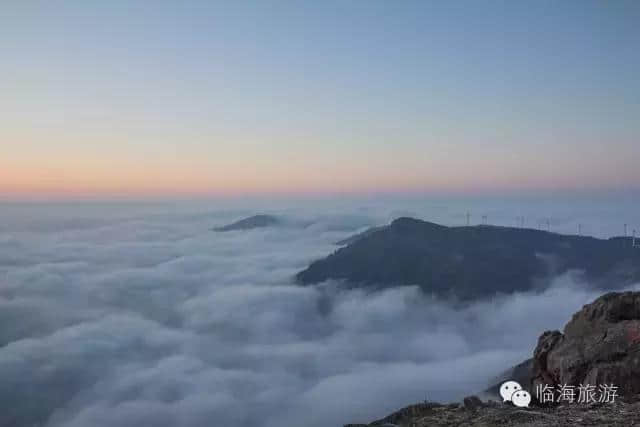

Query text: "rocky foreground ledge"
[346, 291, 640, 427]
[344, 397, 640, 427]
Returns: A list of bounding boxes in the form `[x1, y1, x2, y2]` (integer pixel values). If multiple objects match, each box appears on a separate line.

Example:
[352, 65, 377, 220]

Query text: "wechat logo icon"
[500, 380, 530, 407]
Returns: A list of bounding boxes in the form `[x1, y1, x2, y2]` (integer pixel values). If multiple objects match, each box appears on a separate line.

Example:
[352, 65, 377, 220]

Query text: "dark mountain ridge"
[297, 217, 640, 299]
[335, 225, 387, 246]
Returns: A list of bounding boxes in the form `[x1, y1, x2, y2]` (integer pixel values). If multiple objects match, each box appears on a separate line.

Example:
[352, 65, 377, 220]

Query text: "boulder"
[532, 291, 640, 397]
[463, 395, 484, 410]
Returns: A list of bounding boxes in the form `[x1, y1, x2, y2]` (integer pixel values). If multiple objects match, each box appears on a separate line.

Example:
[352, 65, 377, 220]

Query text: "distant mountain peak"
[297, 217, 640, 300]
[213, 214, 280, 232]
[390, 217, 446, 228]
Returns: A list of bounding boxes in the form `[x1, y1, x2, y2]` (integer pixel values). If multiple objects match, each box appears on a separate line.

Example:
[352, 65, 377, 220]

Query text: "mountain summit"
[297, 218, 640, 299]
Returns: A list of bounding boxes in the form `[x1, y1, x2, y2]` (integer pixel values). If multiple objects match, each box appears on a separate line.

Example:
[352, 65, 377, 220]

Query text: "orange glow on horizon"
[3, 133, 635, 199]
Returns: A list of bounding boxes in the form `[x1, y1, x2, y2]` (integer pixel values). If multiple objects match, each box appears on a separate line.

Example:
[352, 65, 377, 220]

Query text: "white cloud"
[0, 200, 636, 427]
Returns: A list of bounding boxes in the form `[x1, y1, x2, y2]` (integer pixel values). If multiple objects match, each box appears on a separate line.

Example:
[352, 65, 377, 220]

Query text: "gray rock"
[347, 395, 640, 426]
[463, 395, 484, 410]
[532, 291, 640, 397]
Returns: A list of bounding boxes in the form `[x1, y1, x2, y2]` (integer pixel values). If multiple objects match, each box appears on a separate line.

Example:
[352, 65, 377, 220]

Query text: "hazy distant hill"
[297, 217, 640, 299]
[213, 215, 280, 232]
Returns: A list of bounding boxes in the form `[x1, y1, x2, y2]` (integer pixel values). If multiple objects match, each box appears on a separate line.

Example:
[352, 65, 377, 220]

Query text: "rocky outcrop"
[344, 402, 457, 427]
[348, 292, 640, 426]
[463, 395, 484, 410]
[532, 291, 640, 396]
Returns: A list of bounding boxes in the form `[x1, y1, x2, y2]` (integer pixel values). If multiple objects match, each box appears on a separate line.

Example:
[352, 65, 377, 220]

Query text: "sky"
[2, 0, 639, 198]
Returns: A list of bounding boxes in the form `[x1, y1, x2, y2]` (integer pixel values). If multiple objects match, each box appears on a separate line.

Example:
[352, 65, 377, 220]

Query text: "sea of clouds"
[0, 197, 638, 427]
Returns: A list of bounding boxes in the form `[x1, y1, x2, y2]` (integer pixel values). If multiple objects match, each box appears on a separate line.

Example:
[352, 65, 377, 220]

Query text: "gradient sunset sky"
[2, 1, 639, 198]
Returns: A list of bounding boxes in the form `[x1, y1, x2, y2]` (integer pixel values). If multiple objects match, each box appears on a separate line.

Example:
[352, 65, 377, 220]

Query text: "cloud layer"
[0, 200, 637, 427]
